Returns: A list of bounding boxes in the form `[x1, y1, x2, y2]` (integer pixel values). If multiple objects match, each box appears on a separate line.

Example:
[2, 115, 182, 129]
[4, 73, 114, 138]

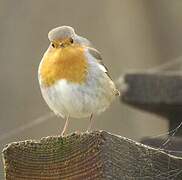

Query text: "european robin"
[38, 26, 120, 135]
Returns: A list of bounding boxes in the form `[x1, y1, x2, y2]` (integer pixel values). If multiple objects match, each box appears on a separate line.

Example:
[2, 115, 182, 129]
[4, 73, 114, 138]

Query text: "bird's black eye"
[70, 38, 74, 43]
[51, 43, 55, 48]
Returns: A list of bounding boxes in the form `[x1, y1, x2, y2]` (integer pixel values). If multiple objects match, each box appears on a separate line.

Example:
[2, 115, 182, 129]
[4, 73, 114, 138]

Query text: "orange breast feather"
[40, 45, 88, 87]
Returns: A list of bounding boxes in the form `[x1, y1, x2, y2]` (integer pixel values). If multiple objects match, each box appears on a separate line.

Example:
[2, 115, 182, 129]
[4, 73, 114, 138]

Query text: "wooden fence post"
[2, 131, 182, 179]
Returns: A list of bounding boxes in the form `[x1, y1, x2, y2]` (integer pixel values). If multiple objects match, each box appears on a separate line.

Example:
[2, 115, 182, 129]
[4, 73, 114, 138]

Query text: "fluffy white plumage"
[39, 26, 119, 119]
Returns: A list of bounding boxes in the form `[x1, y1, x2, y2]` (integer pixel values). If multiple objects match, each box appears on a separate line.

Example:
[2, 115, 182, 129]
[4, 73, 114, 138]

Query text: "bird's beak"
[60, 38, 73, 48]
[51, 38, 72, 49]
[59, 42, 65, 48]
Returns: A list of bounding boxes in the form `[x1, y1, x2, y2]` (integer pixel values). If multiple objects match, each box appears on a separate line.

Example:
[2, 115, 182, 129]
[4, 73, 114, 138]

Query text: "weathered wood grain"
[2, 131, 182, 179]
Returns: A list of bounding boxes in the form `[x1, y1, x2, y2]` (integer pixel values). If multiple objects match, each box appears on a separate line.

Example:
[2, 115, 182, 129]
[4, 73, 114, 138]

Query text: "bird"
[38, 26, 120, 136]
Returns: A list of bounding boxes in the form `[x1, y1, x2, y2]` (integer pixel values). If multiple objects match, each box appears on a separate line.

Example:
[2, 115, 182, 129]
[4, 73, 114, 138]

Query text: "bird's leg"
[87, 113, 94, 132]
[61, 116, 69, 136]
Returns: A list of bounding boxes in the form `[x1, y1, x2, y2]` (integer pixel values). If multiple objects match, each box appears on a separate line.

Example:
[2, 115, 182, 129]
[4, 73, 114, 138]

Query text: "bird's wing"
[88, 47, 120, 96]
[87, 47, 110, 75]
[75, 35, 107, 72]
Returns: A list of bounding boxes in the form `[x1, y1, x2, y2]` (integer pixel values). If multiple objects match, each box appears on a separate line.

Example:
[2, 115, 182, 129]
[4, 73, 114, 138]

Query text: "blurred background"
[1, 0, 182, 178]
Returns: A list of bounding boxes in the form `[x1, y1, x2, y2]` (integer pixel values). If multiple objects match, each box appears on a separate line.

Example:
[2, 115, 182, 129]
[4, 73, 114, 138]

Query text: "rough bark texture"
[2, 131, 182, 180]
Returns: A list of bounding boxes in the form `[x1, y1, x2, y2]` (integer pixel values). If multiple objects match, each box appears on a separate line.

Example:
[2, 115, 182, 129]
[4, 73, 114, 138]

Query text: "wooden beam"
[2, 131, 182, 179]
[121, 73, 182, 135]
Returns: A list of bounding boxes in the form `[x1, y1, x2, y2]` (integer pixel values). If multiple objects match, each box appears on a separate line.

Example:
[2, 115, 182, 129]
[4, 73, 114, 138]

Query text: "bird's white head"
[48, 26, 76, 42]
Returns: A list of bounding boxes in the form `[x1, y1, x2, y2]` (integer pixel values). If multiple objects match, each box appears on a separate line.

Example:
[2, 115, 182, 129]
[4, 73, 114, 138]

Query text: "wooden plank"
[121, 73, 182, 104]
[2, 131, 182, 179]
[121, 73, 182, 135]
